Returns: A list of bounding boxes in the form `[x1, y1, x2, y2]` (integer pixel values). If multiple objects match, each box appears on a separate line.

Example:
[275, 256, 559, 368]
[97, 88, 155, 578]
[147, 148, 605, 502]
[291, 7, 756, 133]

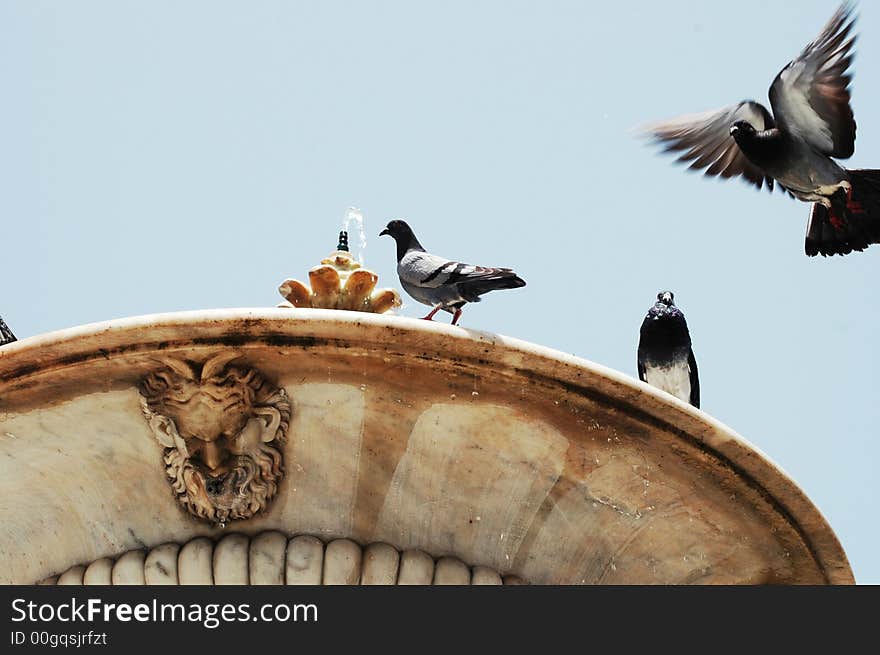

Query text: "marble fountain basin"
[0, 309, 853, 585]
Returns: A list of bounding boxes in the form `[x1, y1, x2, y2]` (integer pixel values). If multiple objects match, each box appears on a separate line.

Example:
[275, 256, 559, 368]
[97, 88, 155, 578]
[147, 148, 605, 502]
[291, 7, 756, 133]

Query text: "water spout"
[342, 206, 367, 265]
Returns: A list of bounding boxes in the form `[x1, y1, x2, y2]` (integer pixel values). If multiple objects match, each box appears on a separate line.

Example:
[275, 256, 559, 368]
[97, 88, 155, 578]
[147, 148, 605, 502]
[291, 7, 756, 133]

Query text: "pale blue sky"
[2, 0, 878, 582]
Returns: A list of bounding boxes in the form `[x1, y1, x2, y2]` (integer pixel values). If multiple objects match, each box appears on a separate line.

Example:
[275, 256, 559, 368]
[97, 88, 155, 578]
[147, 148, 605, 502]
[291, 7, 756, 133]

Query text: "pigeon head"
[379, 219, 414, 240]
[648, 290, 683, 322]
[657, 290, 675, 306]
[729, 120, 756, 140]
[380, 219, 425, 259]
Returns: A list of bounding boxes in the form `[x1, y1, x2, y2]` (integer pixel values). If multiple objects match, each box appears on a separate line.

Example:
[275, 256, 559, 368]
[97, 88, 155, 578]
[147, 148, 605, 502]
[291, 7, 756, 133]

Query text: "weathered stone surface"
[213, 534, 249, 585]
[34, 532, 511, 586]
[361, 542, 400, 585]
[83, 558, 113, 585]
[433, 557, 471, 585]
[0, 310, 854, 585]
[471, 566, 502, 585]
[249, 531, 287, 585]
[57, 566, 85, 585]
[144, 543, 179, 585]
[323, 539, 362, 585]
[112, 550, 146, 585]
[286, 535, 324, 585]
[397, 549, 435, 585]
[178, 537, 213, 585]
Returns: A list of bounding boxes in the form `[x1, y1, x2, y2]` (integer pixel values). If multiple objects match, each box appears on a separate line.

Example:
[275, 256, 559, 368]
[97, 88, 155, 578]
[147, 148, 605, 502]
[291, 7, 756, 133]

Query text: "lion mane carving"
[139, 352, 291, 526]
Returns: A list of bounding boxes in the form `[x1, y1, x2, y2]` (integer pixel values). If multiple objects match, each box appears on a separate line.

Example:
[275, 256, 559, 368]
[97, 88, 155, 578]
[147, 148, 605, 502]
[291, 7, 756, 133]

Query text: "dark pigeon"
[0, 316, 16, 346]
[637, 291, 700, 408]
[379, 219, 525, 325]
[642, 2, 880, 257]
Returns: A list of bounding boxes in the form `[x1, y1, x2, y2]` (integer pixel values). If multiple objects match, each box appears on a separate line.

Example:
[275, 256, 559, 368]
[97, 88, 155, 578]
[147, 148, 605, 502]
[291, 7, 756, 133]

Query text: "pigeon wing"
[687, 348, 700, 409]
[397, 251, 452, 287]
[401, 251, 516, 288]
[451, 266, 525, 303]
[0, 316, 15, 345]
[642, 101, 778, 191]
[768, 2, 857, 158]
[637, 357, 647, 384]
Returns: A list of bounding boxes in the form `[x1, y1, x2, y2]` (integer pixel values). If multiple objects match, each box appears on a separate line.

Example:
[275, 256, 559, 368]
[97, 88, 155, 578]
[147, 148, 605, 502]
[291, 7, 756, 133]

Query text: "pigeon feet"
[421, 306, 442, 321]
[451, 309, 463, 326]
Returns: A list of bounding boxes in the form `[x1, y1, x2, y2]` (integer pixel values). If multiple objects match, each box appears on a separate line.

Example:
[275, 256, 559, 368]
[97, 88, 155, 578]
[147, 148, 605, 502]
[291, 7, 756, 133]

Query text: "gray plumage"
[642, 2, 880, 257]
[379, 219, 525, 325]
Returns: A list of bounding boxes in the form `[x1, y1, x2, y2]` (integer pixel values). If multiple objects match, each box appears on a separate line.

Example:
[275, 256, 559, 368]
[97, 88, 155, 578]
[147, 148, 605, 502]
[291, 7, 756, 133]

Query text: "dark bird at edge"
[379, 219, 525, 326]
[637, 291, 700, 408]
[641, 1, 880, 257]
[0, 316, 16, 346]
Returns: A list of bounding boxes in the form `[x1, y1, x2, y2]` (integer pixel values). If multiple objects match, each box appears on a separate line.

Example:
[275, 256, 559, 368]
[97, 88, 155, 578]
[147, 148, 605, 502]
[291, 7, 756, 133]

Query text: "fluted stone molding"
[0, 309, 854, 585]
[40, 533, 523, 586]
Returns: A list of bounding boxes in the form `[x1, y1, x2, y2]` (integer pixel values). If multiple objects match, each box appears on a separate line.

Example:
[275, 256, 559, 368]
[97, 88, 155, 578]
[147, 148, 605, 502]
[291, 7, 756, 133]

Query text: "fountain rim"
[0, 307, 855, 584]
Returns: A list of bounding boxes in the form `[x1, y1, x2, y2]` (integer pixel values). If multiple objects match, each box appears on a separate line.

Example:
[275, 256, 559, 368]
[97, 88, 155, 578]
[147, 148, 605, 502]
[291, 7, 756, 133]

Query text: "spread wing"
[641, 101, 779, 191]
[768, 2, 857, 158]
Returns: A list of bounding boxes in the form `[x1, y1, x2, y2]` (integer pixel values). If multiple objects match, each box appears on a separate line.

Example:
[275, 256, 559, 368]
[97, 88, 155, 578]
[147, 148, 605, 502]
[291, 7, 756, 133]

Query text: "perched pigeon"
[637, 292, 700, 408]
[642, 2, 880, 257]
[0, 315, 16, 346]
[379, 219, 525, 325]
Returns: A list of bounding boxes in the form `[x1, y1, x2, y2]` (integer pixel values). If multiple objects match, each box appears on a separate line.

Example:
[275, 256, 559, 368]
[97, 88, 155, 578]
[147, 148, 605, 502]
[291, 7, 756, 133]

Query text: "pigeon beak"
[379, 228, 390, 237]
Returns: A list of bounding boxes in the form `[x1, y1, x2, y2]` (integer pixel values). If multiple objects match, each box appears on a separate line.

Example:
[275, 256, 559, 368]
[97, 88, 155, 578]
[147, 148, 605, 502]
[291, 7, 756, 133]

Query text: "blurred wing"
[642, 101, 778, 191]
[769, 2, 857, 158]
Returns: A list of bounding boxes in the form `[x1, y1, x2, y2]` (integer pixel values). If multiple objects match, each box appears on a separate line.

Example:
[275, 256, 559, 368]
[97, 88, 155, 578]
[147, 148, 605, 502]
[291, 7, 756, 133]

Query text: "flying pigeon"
[379, 219, 525, 325]
[637, 291, 700, 408]
[0, 315, 16, 346]
[642, 1, 880, 257]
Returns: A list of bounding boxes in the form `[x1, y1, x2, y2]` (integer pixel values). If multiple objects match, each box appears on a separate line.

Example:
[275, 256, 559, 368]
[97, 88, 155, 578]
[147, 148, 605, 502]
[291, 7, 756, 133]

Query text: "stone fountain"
[0, 234, 853, 585]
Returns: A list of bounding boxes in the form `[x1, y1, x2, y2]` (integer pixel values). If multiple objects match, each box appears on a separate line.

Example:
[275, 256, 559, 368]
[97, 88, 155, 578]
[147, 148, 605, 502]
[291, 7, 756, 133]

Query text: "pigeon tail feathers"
[456, 269, 526, 303]
[805, 169, 880, 256]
